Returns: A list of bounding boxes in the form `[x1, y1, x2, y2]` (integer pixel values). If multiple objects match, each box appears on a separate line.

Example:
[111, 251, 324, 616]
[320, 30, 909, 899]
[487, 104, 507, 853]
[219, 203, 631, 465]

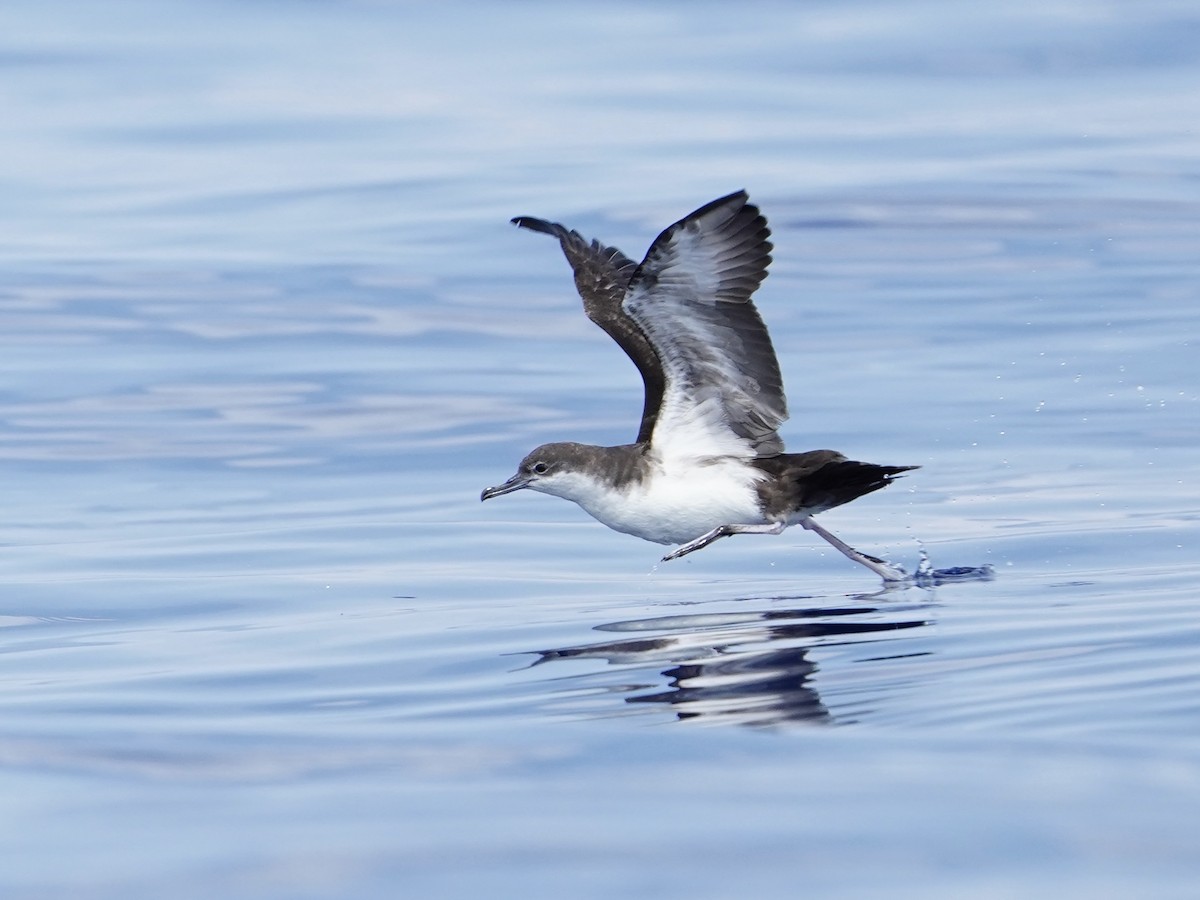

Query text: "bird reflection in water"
[527, 598, 930, 728]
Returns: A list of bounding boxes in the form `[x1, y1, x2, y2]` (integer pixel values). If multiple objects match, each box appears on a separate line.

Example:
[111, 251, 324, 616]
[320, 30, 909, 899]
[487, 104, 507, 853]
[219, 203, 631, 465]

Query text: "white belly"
[570, 460, 768, 545]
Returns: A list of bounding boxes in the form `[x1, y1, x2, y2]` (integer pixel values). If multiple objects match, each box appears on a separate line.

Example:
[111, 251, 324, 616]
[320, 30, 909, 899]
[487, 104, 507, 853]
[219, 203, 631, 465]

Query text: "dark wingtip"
[511, 215, 558, 235]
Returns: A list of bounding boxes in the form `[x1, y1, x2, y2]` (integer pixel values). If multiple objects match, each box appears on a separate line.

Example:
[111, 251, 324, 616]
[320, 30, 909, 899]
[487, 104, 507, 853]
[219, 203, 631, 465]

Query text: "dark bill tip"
[480, 474, 530, 502]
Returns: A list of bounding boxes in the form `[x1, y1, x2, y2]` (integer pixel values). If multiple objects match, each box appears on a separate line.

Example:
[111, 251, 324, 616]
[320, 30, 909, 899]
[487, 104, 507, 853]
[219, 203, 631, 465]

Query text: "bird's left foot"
[662, 522, 787, 562]
[662, 528, 726, 561]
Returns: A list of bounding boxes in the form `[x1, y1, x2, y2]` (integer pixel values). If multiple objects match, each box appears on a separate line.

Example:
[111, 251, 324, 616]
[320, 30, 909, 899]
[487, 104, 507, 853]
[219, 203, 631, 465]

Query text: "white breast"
[560, 459, 769, 545]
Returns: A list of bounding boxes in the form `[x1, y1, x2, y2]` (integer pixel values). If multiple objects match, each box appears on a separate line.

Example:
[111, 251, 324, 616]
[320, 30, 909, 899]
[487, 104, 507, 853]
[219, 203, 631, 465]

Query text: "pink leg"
[800, 516, 909, 582]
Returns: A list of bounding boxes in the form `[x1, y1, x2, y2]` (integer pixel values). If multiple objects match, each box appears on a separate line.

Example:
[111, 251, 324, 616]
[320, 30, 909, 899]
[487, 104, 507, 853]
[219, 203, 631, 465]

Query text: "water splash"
[913, 540, 995, 587]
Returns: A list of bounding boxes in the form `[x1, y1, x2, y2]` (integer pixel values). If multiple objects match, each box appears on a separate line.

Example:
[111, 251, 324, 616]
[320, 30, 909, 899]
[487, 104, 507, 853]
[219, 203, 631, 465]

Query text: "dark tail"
[801, 460, 917, 513]
[755, 452, 918, 518]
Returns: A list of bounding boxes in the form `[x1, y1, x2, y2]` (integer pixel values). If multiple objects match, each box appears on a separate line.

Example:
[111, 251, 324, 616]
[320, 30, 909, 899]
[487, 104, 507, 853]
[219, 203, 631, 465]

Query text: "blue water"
[4, 2, 1200, 897]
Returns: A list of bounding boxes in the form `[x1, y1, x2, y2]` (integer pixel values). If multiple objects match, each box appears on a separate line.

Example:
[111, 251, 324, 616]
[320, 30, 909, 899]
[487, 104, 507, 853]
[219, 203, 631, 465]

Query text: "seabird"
[481, 191, 916, 581]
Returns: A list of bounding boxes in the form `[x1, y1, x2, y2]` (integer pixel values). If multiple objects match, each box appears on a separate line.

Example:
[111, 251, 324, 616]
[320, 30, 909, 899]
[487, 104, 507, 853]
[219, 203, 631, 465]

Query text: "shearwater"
[481, 191, 916, 581]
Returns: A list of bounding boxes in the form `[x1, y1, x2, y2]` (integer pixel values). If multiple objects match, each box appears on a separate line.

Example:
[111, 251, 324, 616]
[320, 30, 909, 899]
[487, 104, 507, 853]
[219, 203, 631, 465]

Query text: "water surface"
[3, 2, 1199, 898]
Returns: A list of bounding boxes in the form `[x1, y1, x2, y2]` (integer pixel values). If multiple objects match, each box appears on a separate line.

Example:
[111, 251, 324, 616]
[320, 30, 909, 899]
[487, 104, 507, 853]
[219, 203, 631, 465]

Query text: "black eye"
[532, 461, 549, 475]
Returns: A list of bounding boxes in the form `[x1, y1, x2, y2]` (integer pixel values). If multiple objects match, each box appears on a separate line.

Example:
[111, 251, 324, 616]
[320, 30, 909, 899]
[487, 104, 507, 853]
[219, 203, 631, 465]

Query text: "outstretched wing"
[622, 191, 786, 461]
[511, 216, 663, 443]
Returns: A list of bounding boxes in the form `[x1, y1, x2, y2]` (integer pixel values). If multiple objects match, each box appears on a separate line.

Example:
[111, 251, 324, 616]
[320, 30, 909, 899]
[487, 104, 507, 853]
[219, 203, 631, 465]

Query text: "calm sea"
[3, 1, 1199, 897]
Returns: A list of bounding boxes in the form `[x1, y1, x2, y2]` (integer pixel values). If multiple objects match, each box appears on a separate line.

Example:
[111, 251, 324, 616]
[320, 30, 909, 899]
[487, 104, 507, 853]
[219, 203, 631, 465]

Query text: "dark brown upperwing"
[512, 215, 664, 443]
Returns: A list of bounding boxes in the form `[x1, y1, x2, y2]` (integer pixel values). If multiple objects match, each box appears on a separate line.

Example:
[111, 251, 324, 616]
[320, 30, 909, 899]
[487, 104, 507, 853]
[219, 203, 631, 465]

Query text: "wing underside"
[623, 191, 786, 460]
[513, 191, 787, 458]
